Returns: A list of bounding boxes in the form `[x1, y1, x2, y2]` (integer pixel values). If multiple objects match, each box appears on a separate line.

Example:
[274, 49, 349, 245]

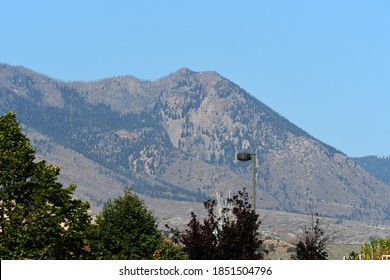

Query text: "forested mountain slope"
[1, 63, 389, 226]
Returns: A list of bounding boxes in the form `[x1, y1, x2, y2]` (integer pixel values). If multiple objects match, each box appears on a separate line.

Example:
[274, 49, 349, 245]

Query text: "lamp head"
[237, 152, 252, 162]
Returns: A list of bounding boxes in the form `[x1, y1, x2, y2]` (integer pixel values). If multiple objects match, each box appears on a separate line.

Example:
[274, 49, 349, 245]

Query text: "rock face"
[1, 63, 390, 225]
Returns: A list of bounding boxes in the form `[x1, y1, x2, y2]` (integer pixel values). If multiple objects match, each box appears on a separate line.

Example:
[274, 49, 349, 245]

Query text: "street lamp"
[237, 152, 256, 211]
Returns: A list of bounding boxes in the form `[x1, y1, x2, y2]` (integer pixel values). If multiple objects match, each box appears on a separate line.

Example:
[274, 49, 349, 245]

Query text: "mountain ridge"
[353, 155, 390, 185]
[1, 63, 389, 227]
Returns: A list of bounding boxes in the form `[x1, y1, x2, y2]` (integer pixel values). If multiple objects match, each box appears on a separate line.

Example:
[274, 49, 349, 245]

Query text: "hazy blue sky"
[2, 1, 390, 157]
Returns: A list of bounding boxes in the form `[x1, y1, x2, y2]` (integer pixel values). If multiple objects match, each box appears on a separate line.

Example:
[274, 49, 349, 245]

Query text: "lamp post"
[237, 152, 256, 211]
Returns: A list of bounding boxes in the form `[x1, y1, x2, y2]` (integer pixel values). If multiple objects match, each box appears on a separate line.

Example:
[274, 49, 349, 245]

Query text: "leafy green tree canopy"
[153, 239, 188, 260]
[0, 111, 92, 259]
[361, 238, 390, 260]
[92, 188, 162, 259]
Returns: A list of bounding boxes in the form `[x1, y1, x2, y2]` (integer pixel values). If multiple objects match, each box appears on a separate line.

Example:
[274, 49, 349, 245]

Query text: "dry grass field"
[141, 197, 390, 260]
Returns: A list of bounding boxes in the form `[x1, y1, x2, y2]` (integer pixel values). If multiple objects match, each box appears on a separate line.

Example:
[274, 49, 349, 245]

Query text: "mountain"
[1, 63, 390, 228]
[353, 156, 390, 185]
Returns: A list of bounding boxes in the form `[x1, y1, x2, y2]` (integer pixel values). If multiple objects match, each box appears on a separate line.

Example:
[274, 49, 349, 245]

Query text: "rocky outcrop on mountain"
[1, 63, 390, 225]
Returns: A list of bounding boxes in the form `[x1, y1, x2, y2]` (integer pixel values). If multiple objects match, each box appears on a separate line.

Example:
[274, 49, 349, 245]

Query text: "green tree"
[361, 238, 390, 260]
[347, 251, 360, 260]
[91, 188, 161, 259]
[0, 111, 92, 259]
[153, 240, 188, 260]
[291, 213, 330, 260]
[181, 188, 264, 259]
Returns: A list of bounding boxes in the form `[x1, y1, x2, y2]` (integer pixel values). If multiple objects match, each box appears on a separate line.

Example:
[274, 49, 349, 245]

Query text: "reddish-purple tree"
[181, 188, 264, 260]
